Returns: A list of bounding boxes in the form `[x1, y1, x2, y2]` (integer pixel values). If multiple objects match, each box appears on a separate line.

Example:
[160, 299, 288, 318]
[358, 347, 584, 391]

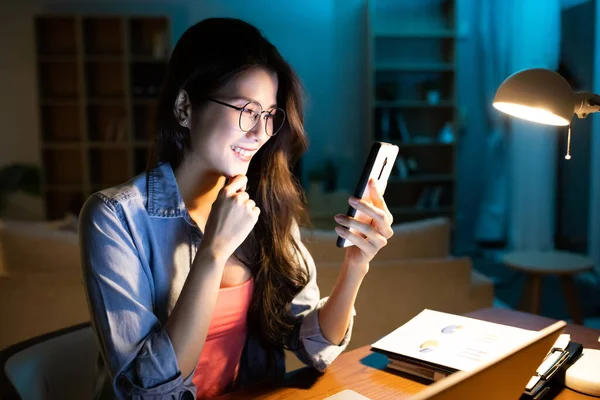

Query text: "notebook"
[411, 320, 566, 400]
[371, 309, 540, 374]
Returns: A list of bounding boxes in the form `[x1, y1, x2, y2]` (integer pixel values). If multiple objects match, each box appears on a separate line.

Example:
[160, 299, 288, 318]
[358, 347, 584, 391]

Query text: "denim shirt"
[78, 163, 354, 399]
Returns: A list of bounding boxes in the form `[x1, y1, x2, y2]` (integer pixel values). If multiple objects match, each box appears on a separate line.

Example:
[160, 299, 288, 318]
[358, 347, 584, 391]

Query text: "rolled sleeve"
[80, 194, 195, 399]
[117, 369, 195, 399]
[297, 297, 355, 372]
[287, 222, 355, 372]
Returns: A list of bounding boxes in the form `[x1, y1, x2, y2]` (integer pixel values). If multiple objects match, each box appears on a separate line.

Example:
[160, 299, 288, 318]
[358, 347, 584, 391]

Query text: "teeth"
[231, 146, 252, 157]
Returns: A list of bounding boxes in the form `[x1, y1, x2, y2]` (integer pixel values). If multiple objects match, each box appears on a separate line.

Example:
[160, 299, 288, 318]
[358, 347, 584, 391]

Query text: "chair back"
[1, 323, 98, 399]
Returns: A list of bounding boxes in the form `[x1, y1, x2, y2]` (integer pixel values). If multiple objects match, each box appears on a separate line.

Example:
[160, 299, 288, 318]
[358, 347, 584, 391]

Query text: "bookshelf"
[35, 15, 170, 219]
[367, 0, 458, 223]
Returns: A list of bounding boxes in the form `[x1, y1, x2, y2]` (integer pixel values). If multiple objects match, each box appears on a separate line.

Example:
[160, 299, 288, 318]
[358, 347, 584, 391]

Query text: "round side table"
[502, 250, 594, 325]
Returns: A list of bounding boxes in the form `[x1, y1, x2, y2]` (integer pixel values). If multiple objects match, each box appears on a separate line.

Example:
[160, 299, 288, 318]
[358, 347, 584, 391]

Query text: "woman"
[79, 18, 394, 399]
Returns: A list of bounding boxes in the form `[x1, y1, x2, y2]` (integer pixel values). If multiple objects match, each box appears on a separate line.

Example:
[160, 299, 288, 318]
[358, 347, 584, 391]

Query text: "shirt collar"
[147, 162, 188, 218]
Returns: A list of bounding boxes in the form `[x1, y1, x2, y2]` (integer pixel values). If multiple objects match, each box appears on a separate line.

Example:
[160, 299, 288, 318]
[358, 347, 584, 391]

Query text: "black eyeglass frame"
[207, 97, 286, 136]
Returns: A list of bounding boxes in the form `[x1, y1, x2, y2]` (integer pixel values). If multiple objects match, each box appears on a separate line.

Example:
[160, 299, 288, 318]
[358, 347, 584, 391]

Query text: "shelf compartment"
[41, 105, 82, 143]
[130, 61, 167, 98]
[85, 61, 125, 98]
[85, 55, 123, 62]
[134, 147, 150, 175]
[390, 142, 455, 149]
[374, 29, 456, 39]
[129, 17, 169, 58]
[46, 184, 82, 191]
[374, 101, 454, 108]
[43, 143, 81, 150]
[89, 149, 130, 186]
[38, 56, 77, 63]
[43, 149, 83, 185]
[375, 37, 454, 65]
[133, 102, 157, 142]
[372, 0, 455, 36]
[39, 62, 79, 99]
[374, 107, 454, 142]
[390, 206, 455, 215]
[45, 189, 84, 219]
[395, 145, 455, 175]
[375, 62, 453, 72]
[375, 71, 454, 103]
[35, 17, 77, 55]
[87, 104, 128, 142]
[389, 174, 454, 184]
[385, 181, 454, 209]
[83, 17, 124, 56]
[130, 56, 169, 63]
[132, 98, 159, 105]
[88, 142, 129, 149]
[389, 207, 455, 223]
[40, 99, 79, 106]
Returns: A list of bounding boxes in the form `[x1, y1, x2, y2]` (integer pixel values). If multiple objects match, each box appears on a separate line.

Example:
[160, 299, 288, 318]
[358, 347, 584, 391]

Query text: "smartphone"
[336, 142, 399, 248]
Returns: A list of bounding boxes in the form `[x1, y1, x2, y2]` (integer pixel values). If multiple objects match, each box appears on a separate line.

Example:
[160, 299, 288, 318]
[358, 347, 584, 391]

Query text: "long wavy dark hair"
[155, 18, 310, 347]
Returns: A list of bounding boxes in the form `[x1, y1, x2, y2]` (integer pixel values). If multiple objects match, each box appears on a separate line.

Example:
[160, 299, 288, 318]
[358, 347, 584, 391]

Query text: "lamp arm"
[574, 91, 600, 118]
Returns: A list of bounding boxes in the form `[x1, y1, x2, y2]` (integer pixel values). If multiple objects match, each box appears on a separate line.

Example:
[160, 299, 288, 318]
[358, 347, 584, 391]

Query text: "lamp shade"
[493, 68, 575, 126]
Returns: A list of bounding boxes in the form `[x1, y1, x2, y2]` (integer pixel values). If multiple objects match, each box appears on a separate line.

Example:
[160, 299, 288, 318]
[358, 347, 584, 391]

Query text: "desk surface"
[217, 308, 600, 400]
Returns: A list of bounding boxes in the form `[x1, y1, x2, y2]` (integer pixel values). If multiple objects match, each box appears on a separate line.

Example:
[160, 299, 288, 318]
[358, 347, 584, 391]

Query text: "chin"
[222, 164, 250, 179]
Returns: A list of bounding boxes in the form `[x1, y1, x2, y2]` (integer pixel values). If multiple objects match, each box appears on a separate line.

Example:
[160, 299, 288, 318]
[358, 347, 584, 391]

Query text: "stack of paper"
[371, 309, 539, 381]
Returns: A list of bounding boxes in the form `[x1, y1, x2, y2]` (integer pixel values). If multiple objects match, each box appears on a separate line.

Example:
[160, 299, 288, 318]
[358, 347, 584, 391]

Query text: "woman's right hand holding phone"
[201, 175, 260, 261]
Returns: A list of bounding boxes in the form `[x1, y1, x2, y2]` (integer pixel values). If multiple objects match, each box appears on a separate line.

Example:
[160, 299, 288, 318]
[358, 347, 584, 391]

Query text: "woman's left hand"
[334, 179, 394, 277]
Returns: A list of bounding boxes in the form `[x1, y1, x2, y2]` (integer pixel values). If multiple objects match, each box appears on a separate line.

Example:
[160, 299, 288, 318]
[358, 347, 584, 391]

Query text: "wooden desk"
[217, 308, 600, 400]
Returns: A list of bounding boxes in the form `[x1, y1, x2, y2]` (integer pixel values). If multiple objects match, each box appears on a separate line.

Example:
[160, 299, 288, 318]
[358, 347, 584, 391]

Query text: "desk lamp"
[494, 68, 600, 396]
[493, 68, 600, 159]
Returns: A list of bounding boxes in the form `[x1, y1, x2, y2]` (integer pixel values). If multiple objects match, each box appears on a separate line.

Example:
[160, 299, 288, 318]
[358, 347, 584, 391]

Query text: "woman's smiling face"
[189, 67, 279, 178]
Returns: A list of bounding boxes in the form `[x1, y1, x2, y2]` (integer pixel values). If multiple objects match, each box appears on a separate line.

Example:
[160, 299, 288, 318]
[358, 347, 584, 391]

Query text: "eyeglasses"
[207, 98, 286, 136]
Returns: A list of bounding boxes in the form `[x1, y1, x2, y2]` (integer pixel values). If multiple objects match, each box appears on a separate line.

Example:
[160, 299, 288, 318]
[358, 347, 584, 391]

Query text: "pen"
[542, 351, 570, 380]
[536, 351, 562, 376]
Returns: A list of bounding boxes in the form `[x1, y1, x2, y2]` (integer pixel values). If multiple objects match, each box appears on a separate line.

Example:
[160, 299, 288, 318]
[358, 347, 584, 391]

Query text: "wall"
[0, 1, 42, 167]
[0, 1, 45, 219]
[591, 0, 600, 269]
[558, 1, 594, 250]
[454, 0, 486, 254]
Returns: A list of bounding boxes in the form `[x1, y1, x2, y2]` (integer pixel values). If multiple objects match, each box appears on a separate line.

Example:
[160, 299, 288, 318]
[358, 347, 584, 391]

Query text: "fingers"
[368, 179, 392, 219]
[219, 175, 260, 220]
[335, 226, 378, 254]
[245, 199, 257, 213]
[246, 199, 260, 218]
[334, 215, 388, 247]
[243, 197, 254, 207]
[227, 179, 260, 219]
[348, 197, 393, 238]
[232, 186, 260, 216]
[223, 175, 248, 196]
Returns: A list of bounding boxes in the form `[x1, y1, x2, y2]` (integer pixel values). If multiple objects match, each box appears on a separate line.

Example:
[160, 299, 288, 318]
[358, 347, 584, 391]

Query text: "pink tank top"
[193, 278, 254, 399]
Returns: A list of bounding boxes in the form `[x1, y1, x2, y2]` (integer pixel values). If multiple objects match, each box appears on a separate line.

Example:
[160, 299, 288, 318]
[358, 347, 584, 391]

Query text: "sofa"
[0, 217, 88, 349]
[0, 216, 494, 374]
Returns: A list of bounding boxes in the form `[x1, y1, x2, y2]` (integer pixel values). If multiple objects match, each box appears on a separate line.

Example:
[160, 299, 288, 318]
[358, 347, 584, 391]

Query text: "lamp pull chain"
[565, 125, 572, 160]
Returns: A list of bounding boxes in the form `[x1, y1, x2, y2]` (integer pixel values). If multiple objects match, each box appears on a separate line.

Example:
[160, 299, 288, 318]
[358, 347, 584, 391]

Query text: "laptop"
[412, 320, 566, 400]
[325, 320, 566, 400]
